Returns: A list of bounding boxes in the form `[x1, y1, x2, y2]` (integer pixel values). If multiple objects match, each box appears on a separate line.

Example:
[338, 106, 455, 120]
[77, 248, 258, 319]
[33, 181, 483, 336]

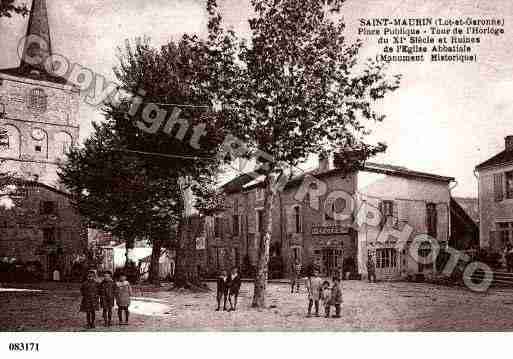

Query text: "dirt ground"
[1, 280, 513, 331]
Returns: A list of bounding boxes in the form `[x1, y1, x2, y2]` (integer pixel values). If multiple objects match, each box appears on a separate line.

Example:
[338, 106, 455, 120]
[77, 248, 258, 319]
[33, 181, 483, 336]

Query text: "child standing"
[80, 270, 99, 329]
[320, 280, 332, 318]
[99, 271, 117, 327]
[306, 269, 322, 317]
[216, 270, 229, 311]
[227, 267, 241, 311]
[116, 274, 132, 325]
[331, 277, 343, 318]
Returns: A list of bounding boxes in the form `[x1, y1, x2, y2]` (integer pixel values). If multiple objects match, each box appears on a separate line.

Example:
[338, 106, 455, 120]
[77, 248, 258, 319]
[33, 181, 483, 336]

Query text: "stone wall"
[0, 182, 85, 279]
[0, 73, 79, 188]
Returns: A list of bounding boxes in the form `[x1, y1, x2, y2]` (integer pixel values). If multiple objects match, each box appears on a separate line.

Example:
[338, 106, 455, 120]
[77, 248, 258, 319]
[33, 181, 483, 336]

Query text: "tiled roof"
[222, 162, 454, 194]
[364, 162, 455, 182]
[475, 150, 513, 171]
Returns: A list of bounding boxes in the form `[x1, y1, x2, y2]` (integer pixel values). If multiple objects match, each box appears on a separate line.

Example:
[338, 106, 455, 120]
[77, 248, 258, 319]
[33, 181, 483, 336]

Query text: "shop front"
[310, 225, 356, 278]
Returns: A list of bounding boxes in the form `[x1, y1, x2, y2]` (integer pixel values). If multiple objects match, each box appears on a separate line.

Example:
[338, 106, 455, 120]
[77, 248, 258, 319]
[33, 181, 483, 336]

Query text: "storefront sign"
[311, 225, 349, 235]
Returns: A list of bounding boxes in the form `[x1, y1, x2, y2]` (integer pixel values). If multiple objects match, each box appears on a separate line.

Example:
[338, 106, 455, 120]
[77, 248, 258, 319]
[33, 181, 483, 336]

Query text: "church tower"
[0, 0, 80, 189]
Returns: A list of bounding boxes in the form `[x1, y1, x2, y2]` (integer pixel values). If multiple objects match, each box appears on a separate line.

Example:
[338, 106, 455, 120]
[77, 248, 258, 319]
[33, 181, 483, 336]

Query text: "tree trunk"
[173, 220, 207, 290]
[149, 239, 162, 286]
[252, 184, 275, 308]
[125, 236, 135, 267]
[124, 236, 138, 283]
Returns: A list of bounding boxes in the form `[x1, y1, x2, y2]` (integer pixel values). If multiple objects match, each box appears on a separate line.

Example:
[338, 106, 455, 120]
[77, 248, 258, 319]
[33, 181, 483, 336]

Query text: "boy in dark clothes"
[227, 267, 241, 311]
[80, 270, 99, 329]
[99, 271, 117, 327]
[216, 270, 229, 311]
[331, 277, 343, 318]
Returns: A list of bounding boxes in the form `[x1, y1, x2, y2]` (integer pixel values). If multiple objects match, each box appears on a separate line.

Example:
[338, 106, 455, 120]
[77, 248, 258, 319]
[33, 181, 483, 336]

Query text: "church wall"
[0, 73, 79, 187]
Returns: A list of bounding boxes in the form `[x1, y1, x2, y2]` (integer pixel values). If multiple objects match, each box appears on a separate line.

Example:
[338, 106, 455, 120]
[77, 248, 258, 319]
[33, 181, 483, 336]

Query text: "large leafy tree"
[60, 38, 225, 286]
[59, 120, 184, 280]
[0, 0, 28, 18]
[203, 0, 401, 307]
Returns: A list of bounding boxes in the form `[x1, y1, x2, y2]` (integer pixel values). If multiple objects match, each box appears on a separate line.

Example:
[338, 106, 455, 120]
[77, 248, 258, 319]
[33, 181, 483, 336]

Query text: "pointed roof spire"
[20, 0, 52, 75]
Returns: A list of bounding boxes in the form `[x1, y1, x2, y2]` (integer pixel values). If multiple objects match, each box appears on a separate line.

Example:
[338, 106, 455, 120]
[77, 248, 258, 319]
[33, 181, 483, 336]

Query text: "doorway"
[320, 248, 342, 278]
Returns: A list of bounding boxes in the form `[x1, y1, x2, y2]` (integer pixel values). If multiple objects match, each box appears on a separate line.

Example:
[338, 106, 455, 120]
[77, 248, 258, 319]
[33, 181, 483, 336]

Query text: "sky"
[1, 0, 512, 198]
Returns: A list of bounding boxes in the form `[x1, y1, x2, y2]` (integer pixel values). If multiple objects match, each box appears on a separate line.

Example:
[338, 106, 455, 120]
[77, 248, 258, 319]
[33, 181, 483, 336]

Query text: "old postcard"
[0, 0, 512, 356]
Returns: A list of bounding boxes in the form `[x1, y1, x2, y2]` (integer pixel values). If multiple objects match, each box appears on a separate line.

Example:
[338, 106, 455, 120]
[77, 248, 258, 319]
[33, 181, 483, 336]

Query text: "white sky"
[1, 0, 512, 198]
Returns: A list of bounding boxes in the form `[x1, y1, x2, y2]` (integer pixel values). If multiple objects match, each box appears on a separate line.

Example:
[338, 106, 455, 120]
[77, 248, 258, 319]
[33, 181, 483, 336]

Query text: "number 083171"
[9, 343, 39, 352]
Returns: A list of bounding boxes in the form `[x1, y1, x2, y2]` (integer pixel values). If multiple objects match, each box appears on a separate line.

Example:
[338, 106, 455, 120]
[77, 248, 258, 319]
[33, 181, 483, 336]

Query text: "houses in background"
[194, 154, 479, 281]
[476, 135, 513, 254]
[88, 230, 175, 280]
[0, 181, 85, 280]
[356, 162, 453, 281]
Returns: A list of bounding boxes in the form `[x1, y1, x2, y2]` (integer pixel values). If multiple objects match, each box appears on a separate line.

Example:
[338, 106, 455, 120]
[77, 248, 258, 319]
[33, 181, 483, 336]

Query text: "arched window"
[27, 88, 48, 114]
[54, 132, 73, 159]
[0, 124, 21, 158]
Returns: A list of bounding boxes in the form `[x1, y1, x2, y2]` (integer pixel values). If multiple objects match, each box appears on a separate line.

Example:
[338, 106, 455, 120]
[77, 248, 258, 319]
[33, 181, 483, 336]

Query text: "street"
[1, 281, 513, 331]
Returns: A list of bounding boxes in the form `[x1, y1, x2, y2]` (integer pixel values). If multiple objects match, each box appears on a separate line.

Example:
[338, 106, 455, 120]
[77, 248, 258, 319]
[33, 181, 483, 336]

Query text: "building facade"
[0, 0, 84, 280]
[476, 136, 513, 253]
[0, 0, 79, 189]
[202, 160, 458, 281]
[0, 181, 85, 279]
[221, 158, 358, 279]
[356, 163, 454, 281]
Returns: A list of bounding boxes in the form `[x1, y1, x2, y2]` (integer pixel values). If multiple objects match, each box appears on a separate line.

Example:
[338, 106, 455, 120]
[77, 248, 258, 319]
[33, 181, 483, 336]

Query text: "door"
[375, 248, 399, 278]
[321, 248, 342, 278]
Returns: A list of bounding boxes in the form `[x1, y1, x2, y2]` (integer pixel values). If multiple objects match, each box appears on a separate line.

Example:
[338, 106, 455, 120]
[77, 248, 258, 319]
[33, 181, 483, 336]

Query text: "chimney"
[506, 136, 513, 151]
[318, 152, 330, 172]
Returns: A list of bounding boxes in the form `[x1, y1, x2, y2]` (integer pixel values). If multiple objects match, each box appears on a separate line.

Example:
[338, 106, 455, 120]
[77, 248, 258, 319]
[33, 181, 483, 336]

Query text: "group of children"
[215, 267, 242, 311]
[215, 266, 343, 318]
[80, 270, 132, 329]
[306, 270, 343, 318]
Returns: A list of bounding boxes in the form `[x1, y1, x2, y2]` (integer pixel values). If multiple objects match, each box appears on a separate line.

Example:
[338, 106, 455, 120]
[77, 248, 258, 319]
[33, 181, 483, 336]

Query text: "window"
[42, 228, 56, 244]
[375, 248, 397, 269]
[40, 201, 57, 215]
[256, 209, 264, 233]
[232, 214, 239, 236]
[214, 216, 221, 238]
[498, 222, 513, 245]
[494, 173, 504, 202]
[294, 206, 302, 233]
[426, 203, 437, 238]
[34, 145, 42, 152]
[233, 198, 239, 214]
[27, 88, 47, 113]
[382, 201, 394, 217]
[380, 200, 397, 227]
[506, 171, 513, 199]
[256, 187, 265, 201]
[0, 130, 9, 148]
[292, 247, 301, 263]
[325, 201, 335, 220]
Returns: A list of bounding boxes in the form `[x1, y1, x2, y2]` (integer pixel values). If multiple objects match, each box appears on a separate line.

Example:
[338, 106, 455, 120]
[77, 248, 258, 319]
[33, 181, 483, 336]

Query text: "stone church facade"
[0, 0, 85, 279]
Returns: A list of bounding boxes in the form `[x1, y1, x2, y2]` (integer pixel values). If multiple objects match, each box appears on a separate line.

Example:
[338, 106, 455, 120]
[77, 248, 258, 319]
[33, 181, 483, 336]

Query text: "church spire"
[20, 0, 52, 75]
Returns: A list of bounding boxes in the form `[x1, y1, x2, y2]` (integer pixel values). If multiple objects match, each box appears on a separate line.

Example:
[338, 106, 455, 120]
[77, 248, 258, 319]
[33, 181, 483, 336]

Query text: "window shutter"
[286, 207, 292, 233]
[392, 201, 399, 226]
[223, 217, 230, 237]
[398, 201, 409, 222]
[494, 173, 504, 202]
[378, 201, 384, 227]
[437, 203, 448, 242]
